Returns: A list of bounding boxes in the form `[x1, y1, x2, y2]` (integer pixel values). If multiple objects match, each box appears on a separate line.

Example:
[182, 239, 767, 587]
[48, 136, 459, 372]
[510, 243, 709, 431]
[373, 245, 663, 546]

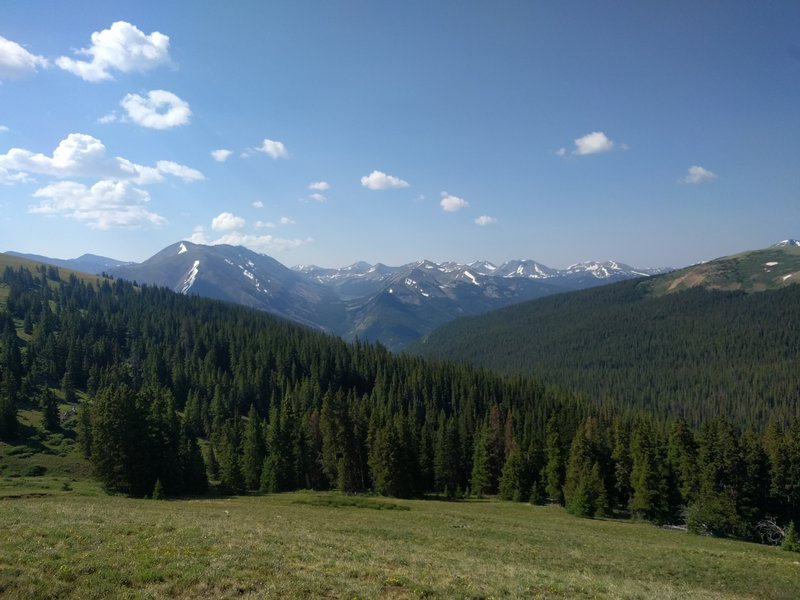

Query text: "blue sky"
[1, 1, 798, 269]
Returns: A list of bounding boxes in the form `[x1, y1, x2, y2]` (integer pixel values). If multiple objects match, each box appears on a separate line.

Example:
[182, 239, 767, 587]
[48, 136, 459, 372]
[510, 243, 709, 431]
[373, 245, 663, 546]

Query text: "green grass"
[1, 489, 798, 599]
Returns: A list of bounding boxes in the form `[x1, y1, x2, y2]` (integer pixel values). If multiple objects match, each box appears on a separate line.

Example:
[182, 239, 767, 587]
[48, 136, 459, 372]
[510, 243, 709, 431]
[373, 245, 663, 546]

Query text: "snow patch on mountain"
[178, 243, 188, 255]
[181, 260, 200, 294]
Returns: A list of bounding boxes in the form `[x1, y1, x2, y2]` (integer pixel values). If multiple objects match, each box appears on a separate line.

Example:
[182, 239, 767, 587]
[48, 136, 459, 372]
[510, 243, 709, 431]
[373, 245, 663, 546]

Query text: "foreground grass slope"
[1, 489, 799, 600]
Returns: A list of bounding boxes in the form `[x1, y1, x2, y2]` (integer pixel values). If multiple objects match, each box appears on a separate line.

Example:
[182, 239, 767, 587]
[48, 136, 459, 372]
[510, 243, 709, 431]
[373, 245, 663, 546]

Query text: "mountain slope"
[4, 251, 131, 274]
[108, 241, 347, 334]
[412, 242, 800, 425]
[648, 242, 800, 295]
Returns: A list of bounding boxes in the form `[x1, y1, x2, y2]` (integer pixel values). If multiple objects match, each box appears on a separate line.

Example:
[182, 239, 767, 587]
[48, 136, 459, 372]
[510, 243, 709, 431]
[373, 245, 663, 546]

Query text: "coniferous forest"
[1, 264, 798, 546]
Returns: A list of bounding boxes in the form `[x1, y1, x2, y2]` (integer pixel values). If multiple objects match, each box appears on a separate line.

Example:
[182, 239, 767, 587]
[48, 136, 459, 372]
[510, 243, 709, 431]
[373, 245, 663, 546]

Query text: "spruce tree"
[241, 405, 264, 491]
[782, 521, 799, 552]
[470, 423, 492, 497]
[41, 386, 60, 431]
[499, 446, 528, 502]
[542, 414, 565, 505]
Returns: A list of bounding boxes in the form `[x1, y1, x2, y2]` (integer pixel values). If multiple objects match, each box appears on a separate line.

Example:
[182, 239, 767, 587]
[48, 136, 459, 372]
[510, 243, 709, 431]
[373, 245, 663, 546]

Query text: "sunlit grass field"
[1, 484, 799, 600]
[1, 321, 798, 599]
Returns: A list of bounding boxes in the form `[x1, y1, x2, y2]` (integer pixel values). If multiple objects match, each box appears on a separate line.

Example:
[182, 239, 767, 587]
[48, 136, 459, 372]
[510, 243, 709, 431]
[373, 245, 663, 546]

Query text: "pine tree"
[216, 419, 244, 494]
[542, 414, 565, 505]
[611, 418, 632, 509]
[498, 446, 528, 502]
[668, 418, 697, 504]
[151, 478, 165, 500]
[41, 386, 60, 431]
[782, 521, 799, 552]
[434, 414, 461, 497]
[564, 417, 609, 518]
[470, 422, 492, 497]
[179, 420, 208, 494]
[629, 418, 666, 521]
[241, 405, 264, 491]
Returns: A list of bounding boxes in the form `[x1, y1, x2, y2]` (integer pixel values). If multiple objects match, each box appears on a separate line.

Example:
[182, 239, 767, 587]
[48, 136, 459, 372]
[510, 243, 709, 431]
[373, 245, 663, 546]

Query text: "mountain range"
[4, 251, 132, 275]
[4, 242, 668, 350]
[411, 239, 800, 425]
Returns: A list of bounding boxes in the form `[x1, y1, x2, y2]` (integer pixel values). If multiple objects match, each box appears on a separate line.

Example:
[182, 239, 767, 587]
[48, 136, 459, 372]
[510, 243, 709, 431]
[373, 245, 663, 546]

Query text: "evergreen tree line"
[415, 279, 800, 427]
[0, 265, 797, 545]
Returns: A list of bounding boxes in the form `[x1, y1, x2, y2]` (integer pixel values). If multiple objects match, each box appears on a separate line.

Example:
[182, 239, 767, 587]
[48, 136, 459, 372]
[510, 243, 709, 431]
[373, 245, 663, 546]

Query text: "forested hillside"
[414, 278, 800, 427]
[1, 261, 798, 544]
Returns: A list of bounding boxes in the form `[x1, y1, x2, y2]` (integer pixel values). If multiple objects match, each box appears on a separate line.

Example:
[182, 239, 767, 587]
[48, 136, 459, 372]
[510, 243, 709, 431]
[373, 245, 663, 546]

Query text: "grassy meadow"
[1, 484, 799, 599]
[1, 410, 799, 599]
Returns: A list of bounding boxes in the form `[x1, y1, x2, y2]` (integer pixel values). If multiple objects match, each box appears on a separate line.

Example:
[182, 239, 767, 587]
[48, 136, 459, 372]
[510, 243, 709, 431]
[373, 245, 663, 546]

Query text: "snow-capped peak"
[774, 239, 800, 248]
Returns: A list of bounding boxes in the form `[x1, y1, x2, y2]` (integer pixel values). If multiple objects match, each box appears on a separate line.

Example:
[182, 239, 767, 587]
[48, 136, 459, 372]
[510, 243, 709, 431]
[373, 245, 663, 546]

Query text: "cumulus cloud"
[29, 179, 165, 229]
[360, 170, 409, 190]
[0, 132, 203, 184]
[0, 167, 33, 185]
[211, 232, 312, 253]
[255, 220, 275, 229]
[574, 131, 615, 155]
[475, 215, 497, 226]
[97, 113, 118, 124]
[0, 35, 48, 80]
[190, 225, 209, 245]
[255, 139, 288, 159]
[211, 211, 245, 232]
[308, 193, 326, 202]
[252, 200, 264, 208]
[121, 90, 191, 129]
[308, 180, 330, 191]
[681, 165, 718, 184]
[155, 160, 204, 182]
[564, 131, 616, 156]
[440, 191, 469, 213]
[280, 216, 295, 225]
[0, 125, 10, 133]
[56, 21, 170, 82]
[211, 149, 232, 162]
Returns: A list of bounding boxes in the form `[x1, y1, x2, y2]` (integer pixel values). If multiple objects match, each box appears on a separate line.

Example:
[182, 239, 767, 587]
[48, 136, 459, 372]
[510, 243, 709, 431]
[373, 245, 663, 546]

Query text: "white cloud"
[0, 35, 48, 80]
[56, 21, 170, 82]
[190, 225, 209, 244]
[29, 179, 165, 229]
[440, 191, 469, 213]
[121, 90, 191, 129]
[155, 160, 204, 182]
[255, 216, 293, 229]
[475, 215, 497, 226]
[308, 192, 326, 202]
[211, 211, 245, 232]
[211, 149, 232, 162]
[0, 132, 203, 184]
[0, 167, 33, 185]
[309, 180, 330, 191]
[555, 147, 566, 157]
[360, 170, 409, 190]
[97, 113, 118, 124]
[681, 165, 718, 184]
[255, 139, 288, 159]
[571, 131, 615, 156]
[0, 125, 9, 133]
[252, 200, 264, 208]
[211, 232, 312, 253]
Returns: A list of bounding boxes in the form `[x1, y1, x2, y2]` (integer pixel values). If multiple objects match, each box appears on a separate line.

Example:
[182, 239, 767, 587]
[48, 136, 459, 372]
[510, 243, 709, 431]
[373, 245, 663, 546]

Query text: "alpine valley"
[4, 241, 669, 350]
